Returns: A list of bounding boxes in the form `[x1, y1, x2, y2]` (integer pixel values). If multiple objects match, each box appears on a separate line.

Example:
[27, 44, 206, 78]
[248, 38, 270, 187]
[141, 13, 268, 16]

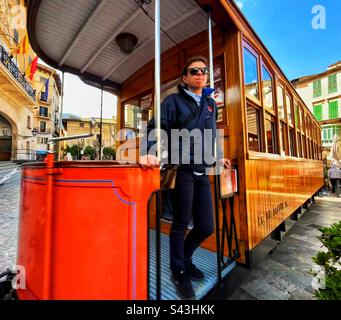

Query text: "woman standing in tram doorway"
[140, 56, 230, 299]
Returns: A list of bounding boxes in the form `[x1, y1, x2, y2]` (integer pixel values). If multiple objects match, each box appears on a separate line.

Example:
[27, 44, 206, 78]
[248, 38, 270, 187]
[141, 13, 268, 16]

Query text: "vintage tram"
[0, 0, 323, 300]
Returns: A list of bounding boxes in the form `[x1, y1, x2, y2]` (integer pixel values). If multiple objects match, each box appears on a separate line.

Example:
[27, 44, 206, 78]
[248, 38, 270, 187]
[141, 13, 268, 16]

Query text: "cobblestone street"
[0, 170, 21, 272]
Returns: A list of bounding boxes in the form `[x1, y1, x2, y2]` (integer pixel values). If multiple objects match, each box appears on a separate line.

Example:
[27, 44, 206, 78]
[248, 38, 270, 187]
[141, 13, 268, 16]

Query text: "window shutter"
[328, 74, 337, 94]
[328, 101, 338, 119]
[313, 104, 322, 121]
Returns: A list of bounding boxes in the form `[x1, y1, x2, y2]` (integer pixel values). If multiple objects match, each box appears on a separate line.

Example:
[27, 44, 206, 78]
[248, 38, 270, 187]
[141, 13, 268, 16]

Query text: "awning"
[36, 150, 48, 155]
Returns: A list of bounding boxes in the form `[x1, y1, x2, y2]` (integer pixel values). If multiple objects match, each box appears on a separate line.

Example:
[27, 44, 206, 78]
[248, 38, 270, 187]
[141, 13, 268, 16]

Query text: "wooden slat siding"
[120, 26, 224, 103]
[246, 156, 323, 249]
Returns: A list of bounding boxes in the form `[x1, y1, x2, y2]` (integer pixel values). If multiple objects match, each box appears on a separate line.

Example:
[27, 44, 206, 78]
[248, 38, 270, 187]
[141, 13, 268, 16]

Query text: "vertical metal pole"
[99, 85, 103, 160]
[155, 0, 161, 300]
[59, 71, 65, 160]
[214, 174, 222, 285]
[156, 191, 161, 300]
[155, 0, 161, 163]
[208, 9, 217, 161]
[208, 10, 214, 90]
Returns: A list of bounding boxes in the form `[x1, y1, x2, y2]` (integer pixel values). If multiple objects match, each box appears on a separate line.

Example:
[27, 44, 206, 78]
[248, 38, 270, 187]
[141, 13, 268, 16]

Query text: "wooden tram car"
[0, 0, 323, 300]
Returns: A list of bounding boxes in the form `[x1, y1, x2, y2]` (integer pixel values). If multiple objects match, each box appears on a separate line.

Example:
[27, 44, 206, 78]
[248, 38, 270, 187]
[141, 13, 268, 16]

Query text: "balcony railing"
[0, 45, 36, 101]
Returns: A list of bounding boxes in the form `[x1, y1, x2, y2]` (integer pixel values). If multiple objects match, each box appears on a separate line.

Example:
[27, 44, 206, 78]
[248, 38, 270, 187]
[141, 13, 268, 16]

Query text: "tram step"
[149, 230, 236, 300]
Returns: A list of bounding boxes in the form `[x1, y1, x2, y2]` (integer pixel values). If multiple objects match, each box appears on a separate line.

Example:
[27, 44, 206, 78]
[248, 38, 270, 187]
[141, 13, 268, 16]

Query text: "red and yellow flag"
[16, 34, 29, 54]
[26, 55, 38, 80]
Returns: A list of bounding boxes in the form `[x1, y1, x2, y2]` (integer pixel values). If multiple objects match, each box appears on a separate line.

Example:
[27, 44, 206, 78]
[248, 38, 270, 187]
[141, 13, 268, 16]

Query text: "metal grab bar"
[213, 170, 239, 286]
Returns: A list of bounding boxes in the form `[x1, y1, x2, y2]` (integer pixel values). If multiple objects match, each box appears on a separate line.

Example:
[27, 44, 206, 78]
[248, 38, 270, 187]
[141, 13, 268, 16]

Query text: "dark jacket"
[143, 84, 218, 173]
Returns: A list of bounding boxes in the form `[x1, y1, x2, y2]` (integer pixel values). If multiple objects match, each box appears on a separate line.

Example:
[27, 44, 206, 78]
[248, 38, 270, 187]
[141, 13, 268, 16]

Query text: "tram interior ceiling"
[0, 0, 324, 300]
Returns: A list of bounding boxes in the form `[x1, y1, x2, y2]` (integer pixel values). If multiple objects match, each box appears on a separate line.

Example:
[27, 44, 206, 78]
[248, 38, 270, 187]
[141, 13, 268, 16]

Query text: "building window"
[247, 104, 262, 152]
[243, 47, 259, 100]
[261, 65, 273, 110]
[265, 113, 277, 154]
[2, 128, 11, 136]
[40, 121, 46, 133]
[38, 137, 48, 144]
[27, 115, 31, 129]
[313, 104, 323, 121]
[328, 100, 338, 119]
[328, 74, 337, 94]
[79, 122, 84, 128]
[39, 106, 48, 117]
[277, 85, 285, 119]
[322, 125, 340, 144]
[313, 79, 322, 98]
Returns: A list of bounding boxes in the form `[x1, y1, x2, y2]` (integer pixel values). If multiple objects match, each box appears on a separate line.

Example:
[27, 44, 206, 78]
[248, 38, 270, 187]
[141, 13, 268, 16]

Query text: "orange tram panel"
[16, 157, 159, 300]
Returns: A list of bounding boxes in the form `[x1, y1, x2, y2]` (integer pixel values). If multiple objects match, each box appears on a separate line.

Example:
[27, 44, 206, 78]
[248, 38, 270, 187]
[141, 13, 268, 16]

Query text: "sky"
[46, 0, 340, 119]
[234, 0, 341, 80]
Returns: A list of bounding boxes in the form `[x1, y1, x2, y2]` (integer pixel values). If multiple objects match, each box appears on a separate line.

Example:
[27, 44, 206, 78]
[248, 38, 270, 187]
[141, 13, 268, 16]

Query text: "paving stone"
[228, 288, 257, 300]
[241, 278, 290, 300]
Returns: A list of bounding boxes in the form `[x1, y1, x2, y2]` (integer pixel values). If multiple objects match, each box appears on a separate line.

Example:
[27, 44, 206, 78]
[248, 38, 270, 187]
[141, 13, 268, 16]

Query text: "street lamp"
[32, 128, 38, 137]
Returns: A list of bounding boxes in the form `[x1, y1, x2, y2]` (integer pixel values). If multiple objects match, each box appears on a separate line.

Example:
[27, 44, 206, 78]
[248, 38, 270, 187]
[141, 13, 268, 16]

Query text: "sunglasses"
[187, 67, 209, 76]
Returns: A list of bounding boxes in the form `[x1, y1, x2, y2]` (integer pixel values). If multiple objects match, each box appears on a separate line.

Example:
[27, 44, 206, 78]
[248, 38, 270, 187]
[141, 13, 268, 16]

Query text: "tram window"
[286, 94, 293, 125]
[213, 57, 227, 125]
[280, 121, 288, 156]
[243, 47, 259, 100]
[277, 85, 285, 119]
[124, 99, 142, 135]
[265, 113, 277, 154]
[289, 127, 296, 157]
[261, 65, 273, 110]
[302, 136, 306, 158]
[247, 104, 262, 152]
[294, 102, 300, 129]
[299, 107, 304, 132]
[297, 132, 302, 157]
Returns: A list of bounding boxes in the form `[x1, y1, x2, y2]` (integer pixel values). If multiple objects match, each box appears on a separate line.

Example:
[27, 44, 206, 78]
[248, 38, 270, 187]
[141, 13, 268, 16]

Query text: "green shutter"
[328, 74, 337, 94]
[313, 104, 322, 121]
[313, 80, 322, 98]
[328, 101, 339, 119]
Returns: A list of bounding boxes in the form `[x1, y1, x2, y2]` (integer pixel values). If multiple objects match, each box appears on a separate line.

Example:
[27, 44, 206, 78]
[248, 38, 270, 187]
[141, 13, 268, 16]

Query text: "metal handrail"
[214, 169, 240, 285]
[0, 45, 36, 100]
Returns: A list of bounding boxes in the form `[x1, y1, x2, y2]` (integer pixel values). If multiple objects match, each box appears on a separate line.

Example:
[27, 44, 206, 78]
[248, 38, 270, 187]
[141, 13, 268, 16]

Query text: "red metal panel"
[17, 159, 159, 300]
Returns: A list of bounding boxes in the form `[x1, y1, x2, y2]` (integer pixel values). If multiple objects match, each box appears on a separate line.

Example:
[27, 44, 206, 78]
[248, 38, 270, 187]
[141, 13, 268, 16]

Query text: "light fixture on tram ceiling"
[135, 0, 152, 5]
[115, 33, 138, 54]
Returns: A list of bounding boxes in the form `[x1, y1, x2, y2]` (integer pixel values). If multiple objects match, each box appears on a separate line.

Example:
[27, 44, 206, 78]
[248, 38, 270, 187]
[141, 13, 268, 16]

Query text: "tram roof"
[27, 0, 219, 95]
[27, 0, 316, 128]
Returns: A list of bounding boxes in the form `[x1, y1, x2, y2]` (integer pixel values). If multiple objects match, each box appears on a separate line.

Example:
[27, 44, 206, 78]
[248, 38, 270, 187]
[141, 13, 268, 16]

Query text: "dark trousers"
[170, 170, 214, 273]
[330, 178, 339, 193]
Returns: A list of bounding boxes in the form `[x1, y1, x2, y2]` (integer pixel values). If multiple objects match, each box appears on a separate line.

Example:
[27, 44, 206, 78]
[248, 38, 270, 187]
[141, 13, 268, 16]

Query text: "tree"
[84, 146, 96, 160]
[64, 144, 80, 160]
[102, 146, 116, 160]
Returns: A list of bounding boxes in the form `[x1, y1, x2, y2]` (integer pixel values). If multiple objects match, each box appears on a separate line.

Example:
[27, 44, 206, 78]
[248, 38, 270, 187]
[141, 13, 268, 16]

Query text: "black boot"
[185, 259, 204, 281]
[171, 269, 195, 299]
